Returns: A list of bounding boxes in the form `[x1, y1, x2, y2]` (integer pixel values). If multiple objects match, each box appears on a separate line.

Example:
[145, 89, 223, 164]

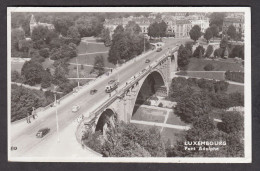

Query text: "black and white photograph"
[7, 7, 251, 163]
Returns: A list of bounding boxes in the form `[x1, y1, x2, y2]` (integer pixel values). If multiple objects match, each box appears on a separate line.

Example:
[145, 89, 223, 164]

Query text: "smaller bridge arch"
[95, 108, 117, 133]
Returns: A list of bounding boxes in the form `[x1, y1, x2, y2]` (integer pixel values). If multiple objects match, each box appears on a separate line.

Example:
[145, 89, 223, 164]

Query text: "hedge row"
[225, 71, 244, 83]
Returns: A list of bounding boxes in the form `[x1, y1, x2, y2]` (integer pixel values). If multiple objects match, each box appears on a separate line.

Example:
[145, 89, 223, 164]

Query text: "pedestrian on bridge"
[27, 113, 31, 124]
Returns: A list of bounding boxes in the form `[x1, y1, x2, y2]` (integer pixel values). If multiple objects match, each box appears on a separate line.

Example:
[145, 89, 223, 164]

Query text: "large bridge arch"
[127, 70, 168, 121]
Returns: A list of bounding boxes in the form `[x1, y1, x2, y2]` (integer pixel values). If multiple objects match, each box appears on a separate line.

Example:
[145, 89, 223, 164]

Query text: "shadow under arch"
[132, 70, 167, 118]
[95, 108, 116, 133]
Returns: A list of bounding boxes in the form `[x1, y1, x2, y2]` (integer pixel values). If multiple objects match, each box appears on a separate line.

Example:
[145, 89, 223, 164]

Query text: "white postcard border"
[7, 7, 251, 163]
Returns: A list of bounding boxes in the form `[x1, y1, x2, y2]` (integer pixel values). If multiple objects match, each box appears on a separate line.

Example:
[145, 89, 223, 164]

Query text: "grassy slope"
[70, 41, 115, 69]
[132, 106, 166, 123]
[11, 62, 24, 73]
[166, 111, 188, 126]
[77, 42, 109, 54]
[226, 84, 244, 94]
[187, 58, 243, 71]
[177, 71, 226, 80]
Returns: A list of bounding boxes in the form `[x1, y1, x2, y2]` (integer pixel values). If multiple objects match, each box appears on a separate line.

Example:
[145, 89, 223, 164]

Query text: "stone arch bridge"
[76, 47, 179, 141]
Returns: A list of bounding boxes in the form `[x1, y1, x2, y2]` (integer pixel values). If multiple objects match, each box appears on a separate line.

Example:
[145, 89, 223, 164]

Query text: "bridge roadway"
[10, 38, 180, 157]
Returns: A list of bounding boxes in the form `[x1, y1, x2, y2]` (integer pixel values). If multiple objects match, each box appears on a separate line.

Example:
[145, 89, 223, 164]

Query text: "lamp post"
[75, 56, 80, 88]
[32, 107, 36, 119]
[54, 93, 60, 143]
[144, 34, 146, 53]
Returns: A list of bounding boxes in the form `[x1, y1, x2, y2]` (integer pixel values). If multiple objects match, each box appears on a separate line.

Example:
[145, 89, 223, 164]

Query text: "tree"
[11, 28, 25, 56]
[189, 25, 201, 42]
[67, 26, 81, 45]
[21, 61, 45, 86]
[204, 45, 214, 58]
[155, 13, 162, 21]
[11, 85, 47, 122]
[41, 70, 53, 88]
[227, 25, 237, 41]
[108, 25, 148, 64]
[185, 42, 193, 57]
[220, 37, 229, 49]
[214, 48, 224, 58]
[45, 30, 59, 45]
[18, 39, 33, 55]
[158, 20, 168, 37]
[53, 16, 74, 36]
[100, 28, 112, 47]
[31, 25, 51, 49]
[209, 92, 230, 109]
[58, 81, 77, 94]
[204, 63, 214, 71]
[113, 25, 124, 37]
[218, 111, 244, 134]
[204, 28, 213, 43]
[239, 47, 244, 60]
[210, 24, 219, 41]
[108, 26, 128, 64]
[39, 48, 50, 58]
[193, 45, 205, 58]
[197, 78, 215, 92]
[168, 77, 196, 102]
[50, 43, 77, 60]
[83, 122, 166, 157]
[11, 71, 21, 82]
[53, 65, 69, 86]
[228, 92, 244, 107]
[11, 13, 31, 36]
[214, 80, 229, 93]
[75, 16, 102, 37]
[148, 22, 160, 38]
[49, 37, 64, 50]
[174, 92, 211, 123]
[125, 21, 142, 35]
[91, 55, 105, 76]
[177, 45, 190, 70]
[229, 45, 243, 58]
[209, 12, 226, 30]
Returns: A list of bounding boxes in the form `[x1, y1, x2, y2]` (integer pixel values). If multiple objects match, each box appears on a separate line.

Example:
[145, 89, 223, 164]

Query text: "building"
[226, 12, 244, 19]
[104, 16, 154, 37]
[188, 14, 209, 33]
[104, 14, 193, 39]
[222, 17, 244, 36]
[30, 14, 55, 35]
[163, 16, 176, 37]
[175, 20, 192, 38]
[163, 13, 208, 37]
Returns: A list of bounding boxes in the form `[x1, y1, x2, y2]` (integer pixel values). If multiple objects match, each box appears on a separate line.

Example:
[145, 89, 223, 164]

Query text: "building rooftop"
[105, 17, 156, 26]
[176, 20, 191, 25]
[224, 17, 244, 23]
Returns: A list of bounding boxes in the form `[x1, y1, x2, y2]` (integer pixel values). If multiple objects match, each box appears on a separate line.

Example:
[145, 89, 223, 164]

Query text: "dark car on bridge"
[156, 47, 162, 52]
[145, 59, 150, 63]
[36, 128, 50, 138]
[90, 89, 97, 95]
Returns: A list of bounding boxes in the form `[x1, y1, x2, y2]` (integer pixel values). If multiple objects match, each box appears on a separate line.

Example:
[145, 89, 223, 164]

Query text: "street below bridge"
[10, 38, 186, 158]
